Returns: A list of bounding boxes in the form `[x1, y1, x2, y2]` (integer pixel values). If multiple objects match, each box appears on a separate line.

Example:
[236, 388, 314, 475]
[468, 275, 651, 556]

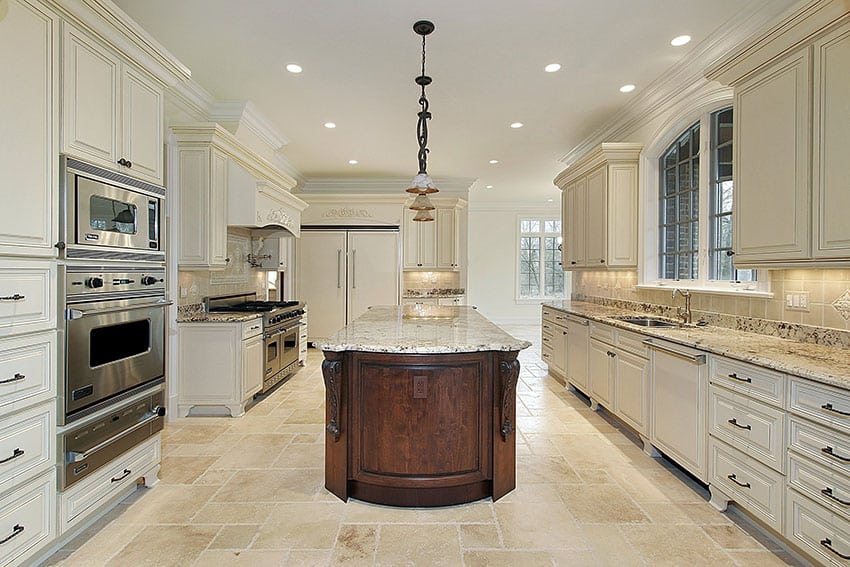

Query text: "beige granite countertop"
[544, 300, 850, 391]
[318, 305, 531, 354]
[177, 312, 263, 324]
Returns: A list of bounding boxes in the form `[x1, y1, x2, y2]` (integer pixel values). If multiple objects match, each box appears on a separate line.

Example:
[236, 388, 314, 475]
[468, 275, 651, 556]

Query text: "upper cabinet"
[62, 23, 164, 185]
[0, 0, 58, 257]
[554, 143, 642, 269]
[403, 200, 465, 271]
[707, 2, 850, 266]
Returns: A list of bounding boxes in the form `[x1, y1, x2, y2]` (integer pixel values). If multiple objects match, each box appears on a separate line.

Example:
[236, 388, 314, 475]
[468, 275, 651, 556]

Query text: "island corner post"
[321, 348, 520, 507]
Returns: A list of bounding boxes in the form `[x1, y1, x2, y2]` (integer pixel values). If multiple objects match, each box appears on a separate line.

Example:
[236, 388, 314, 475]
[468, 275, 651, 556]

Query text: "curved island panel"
[319, 305, 531, 507]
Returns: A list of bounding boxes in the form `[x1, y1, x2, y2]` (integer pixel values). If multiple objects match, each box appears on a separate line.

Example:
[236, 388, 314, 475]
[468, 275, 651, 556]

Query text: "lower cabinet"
[0, 470, 55, 567]
[177, 319, 264, 417]
[614, 348, 650, 436]
[588, 337, 614, 408]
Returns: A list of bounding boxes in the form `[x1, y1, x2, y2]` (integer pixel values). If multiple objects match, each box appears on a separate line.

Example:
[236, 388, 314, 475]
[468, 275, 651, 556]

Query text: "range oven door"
[279, 324, 300, 370]
[264, 323, 300, 380]
[65, 296, 168, 421]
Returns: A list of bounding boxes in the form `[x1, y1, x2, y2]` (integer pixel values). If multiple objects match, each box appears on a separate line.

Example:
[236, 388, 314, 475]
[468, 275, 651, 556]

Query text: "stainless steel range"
[206, 294, 306, 393]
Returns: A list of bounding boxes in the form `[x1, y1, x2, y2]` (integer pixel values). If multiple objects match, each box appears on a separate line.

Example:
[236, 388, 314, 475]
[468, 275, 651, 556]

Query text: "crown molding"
[209, 101, 290, 151]
[468, 202, 560, 214]
[558, 0, 803, 168]
[299, 177, 476, 195]
[298, 193, 409, 205]
[48, 0, 191, 86]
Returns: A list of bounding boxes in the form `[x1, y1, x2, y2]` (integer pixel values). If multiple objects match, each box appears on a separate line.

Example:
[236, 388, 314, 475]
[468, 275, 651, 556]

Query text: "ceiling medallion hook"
[408, 20, 438, 221]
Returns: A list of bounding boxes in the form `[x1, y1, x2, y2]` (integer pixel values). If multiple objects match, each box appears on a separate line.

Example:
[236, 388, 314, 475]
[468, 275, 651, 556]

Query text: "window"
[655, 106, 757, 288]
[518, 219, 564, 299]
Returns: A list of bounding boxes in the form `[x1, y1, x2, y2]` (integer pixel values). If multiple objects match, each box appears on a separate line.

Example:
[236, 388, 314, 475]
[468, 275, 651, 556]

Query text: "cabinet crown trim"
[554, 142, 643, 188]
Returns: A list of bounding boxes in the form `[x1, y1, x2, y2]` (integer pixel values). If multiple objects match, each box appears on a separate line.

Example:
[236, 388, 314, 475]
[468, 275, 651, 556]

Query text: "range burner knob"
[85, 277, 104, 289]
[141, 276, 163, 286]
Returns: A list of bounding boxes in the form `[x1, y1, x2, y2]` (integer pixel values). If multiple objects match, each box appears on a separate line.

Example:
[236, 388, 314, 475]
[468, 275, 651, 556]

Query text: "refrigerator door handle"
[352, 249, 357, 288]
[337, 249, 342, 289]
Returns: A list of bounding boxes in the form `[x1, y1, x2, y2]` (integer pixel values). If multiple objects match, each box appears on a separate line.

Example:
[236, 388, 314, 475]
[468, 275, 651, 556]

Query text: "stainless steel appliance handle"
[642, 340, 706, 364]
[67, 409, 164, 463]
[352, 249, 356, 288]
[66, 299, 172, 319]
[264, 323, 301, 339]
[337, 249, 342, 289]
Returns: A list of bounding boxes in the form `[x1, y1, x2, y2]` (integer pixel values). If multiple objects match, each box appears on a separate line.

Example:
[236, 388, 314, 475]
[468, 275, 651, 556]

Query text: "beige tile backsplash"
[573, 269, 850, 332]
[403, 270, 461, 290]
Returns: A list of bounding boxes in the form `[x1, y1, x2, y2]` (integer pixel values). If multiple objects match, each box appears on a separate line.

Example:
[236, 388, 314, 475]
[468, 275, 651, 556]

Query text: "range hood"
[227, 155, 308, 238]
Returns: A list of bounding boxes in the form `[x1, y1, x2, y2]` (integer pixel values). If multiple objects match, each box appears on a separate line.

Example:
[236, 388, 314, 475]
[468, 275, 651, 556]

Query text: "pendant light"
[408, 20, 437, 222]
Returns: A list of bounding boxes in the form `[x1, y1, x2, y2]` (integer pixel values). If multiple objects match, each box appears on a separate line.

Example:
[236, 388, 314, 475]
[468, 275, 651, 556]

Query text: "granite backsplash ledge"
[573, 293, 850, 350]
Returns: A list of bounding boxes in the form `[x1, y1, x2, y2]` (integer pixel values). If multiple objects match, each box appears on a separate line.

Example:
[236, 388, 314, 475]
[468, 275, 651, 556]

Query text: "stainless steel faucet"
[672, 288, 692, 325]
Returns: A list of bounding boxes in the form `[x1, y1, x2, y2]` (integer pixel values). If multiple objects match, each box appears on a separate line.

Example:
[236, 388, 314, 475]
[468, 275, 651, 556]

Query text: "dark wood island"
[319, 305, 531, 507]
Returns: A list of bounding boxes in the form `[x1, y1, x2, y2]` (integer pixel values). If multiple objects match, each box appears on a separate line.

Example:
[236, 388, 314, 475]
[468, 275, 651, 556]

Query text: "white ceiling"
[113, 0, 797, 203]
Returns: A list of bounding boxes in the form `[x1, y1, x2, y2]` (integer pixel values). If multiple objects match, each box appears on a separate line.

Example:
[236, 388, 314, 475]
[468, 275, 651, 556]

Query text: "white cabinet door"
[585, 166, 607, 267]
[176, 147, 228, 270]
[813, 25, 850, 258]
[564, 180, 586, 268]
[241, 333, 263, 398]
[403, 211, 436, 269]
[403, 209, 420, 269]
[565, 319, 589, 390]
[299, 232, 347, 341]
[436, 208, 458, 269]
[0, 0, 57, 256]
[615, 350, 649, 436]
[348, 231, 399, 322]
[588, 338, 613, 408]
[121, 67, 163, 184]
[734, 48, 810, 262]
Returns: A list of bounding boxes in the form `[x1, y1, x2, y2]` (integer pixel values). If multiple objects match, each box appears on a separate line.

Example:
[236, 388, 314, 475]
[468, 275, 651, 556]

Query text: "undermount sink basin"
[616, 317, 679, 328]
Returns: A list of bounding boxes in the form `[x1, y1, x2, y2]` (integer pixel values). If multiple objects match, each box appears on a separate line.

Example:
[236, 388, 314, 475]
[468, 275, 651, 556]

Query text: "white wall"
[467, 205, 568, 325]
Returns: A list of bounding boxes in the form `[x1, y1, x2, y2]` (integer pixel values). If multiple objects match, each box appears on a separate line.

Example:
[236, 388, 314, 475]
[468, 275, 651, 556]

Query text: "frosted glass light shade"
[412, 210, 435, 222]
[405, 173, 439, 194]
[410, 194, 435, 211]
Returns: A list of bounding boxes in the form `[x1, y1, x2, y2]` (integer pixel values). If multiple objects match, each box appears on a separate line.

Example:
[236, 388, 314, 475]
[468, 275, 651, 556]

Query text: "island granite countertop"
[318, 305, 531, 354]
[544, 300, 850, 391]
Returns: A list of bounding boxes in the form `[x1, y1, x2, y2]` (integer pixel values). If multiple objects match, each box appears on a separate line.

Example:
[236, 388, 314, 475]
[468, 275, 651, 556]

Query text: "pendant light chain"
[417, 32, 431, 175]
[408, 20, 437, 221]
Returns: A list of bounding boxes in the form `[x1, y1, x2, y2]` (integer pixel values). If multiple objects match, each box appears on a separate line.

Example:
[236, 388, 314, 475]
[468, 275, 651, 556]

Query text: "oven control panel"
[66, 269, 166, 296]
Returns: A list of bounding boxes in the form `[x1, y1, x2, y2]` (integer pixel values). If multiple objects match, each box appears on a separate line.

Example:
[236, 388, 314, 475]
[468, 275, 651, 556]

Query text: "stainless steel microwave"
[60, 156, 165, 263]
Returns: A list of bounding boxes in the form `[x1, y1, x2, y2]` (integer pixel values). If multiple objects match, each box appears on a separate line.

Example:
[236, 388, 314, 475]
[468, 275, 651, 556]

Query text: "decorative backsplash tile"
[832, 289, 850, 320]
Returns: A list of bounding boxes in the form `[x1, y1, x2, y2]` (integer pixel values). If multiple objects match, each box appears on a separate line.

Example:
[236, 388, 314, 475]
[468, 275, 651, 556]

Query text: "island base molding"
[322, 349, 519, 507]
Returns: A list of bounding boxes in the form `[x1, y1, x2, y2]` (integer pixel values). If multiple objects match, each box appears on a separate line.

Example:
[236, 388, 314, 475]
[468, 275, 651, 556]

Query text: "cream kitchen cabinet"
[554, 143, 641, 269]
[403, 209, 437, 269]
[708, 7, 850, 265]
[437, 296, 465, 306]
[541, 308, 567, 380]
[177, 318, 264, 417]
[436, 208, 460, 269]
[62, 24, 164, 185]
[0, 0, 58, 258]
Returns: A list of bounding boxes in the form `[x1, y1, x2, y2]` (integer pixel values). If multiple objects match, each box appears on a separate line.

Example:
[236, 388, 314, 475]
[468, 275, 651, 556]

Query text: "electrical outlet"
[786, 294, 793, 307]
[180, 287, 188, 298]
[413, 375, 427, 399]
[785, 291, 810, 312]
[799, 291, 809, 309]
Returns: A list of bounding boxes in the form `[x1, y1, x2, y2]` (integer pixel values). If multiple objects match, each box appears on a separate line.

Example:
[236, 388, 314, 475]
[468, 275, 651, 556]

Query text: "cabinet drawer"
[709, 438, 784, 532]
[541, 307, 556, 324]
[0, 259, 55, 338]
[710, 356, 785, 407]
[789, 416, 850, 478]
[60, 435, 160, 532]
[789, 453, 850, 523]
[0, 402, 54, 490]
[787, 489, 850, 566]
[589, 321, 615, 344]
[241, 318, 263, 340]
[709, 384, 785, 473]
[0, 471, 55, 567]
[0, 330, 56, 413]
[790, 377, 850, 437]
[616, 328, 648, 357]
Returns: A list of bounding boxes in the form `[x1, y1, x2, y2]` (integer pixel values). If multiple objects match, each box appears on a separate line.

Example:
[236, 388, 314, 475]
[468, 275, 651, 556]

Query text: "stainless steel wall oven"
[62, 267, 170, 424]
[60, 156, 165, 263]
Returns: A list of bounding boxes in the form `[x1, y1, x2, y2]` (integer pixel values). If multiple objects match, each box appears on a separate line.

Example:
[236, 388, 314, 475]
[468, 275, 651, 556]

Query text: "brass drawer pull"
[821, 487, 850, 507]
[0, 448, 24, 464]
[821, 403, 850, 418]
[727, 473, 750, 489]
[820, 538, 850, 560]
[727, 372, 751, 383]
[0, 525, 24, 545]
[727, 418, 752, 431]
[821, 446, 850, 463]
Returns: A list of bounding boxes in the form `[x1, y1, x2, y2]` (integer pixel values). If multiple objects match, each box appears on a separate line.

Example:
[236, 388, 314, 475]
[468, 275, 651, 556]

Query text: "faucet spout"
[672, 288, 692, 325]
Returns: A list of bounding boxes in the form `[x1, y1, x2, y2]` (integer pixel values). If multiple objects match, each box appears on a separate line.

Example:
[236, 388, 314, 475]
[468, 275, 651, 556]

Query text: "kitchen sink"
[616, 316, 679, 328]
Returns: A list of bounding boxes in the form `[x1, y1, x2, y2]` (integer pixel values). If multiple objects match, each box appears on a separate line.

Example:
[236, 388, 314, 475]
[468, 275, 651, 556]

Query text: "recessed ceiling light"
[324, 122, 336, 129]
[489, 159, 499, 164]
[348, 160, 358, 165]
[544, 63, 561, 73]
[547, 198, 554, 202]
[510, 122, 523, 129]
[485, 185, 494, 189]
[619, 84, 636, 93]
[670, 35, 691, 47]
[285, 63, 302, 73]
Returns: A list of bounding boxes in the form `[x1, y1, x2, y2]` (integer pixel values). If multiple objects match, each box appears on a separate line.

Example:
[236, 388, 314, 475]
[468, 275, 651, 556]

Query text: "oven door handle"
[66, 299, 172, 320]
[67, 408, 164, 463]
[264, 322, 301, 339]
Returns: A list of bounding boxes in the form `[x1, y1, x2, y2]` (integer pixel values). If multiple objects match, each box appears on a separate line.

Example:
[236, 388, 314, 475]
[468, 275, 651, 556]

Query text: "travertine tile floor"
[47, 325, 808, 566]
